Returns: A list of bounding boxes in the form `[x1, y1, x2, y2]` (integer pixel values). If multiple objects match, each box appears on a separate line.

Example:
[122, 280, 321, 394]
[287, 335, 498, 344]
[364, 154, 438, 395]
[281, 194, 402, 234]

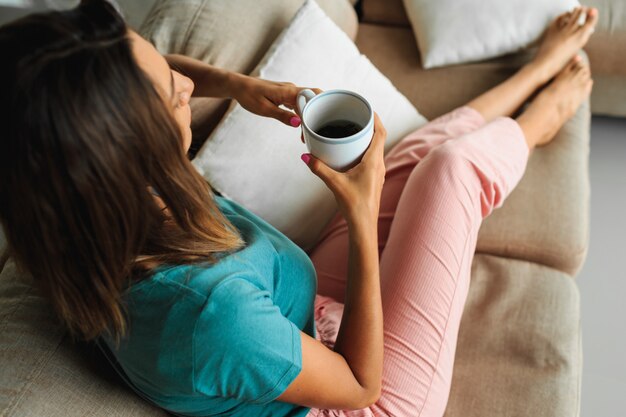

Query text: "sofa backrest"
[361, 0, 410, 26]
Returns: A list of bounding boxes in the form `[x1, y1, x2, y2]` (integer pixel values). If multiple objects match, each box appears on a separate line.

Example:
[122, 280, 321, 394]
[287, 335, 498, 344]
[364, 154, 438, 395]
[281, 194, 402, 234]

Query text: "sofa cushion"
[356, 23, 591, 275]
[0, 259, 168, 416]
[447, 254, 582, 417]
[138, 0, 359, 155]
[476, 100, 590, 276]
[140, 0, 358, 74]
[114, 0, 157, 30]
[587, 73, 626, 117]
[191, 0, 427, 252]
[585, 0, 626, 76]
[584, 0, 626, 116]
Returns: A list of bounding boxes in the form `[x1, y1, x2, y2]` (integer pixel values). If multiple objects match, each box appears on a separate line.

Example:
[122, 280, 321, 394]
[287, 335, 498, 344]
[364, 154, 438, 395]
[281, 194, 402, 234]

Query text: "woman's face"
[128, 30, 195, 152]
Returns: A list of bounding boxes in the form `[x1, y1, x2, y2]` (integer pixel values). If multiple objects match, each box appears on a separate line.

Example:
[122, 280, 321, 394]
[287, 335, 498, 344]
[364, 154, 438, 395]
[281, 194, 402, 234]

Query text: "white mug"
[296, 89, 374, 172]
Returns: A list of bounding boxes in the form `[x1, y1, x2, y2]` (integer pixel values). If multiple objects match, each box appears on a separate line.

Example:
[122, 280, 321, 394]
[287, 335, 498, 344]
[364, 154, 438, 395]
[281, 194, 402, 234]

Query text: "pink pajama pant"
[304, 106, 529, 417]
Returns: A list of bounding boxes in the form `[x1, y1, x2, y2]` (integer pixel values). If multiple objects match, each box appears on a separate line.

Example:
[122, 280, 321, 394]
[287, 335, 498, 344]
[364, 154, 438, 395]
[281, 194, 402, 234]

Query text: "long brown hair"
[0, 0, 245, 344]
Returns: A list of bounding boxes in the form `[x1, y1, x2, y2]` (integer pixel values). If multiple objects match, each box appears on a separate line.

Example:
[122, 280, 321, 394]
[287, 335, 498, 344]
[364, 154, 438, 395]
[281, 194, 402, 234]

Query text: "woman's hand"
[230, 73, 322, 127]
[302, 113, 387, 228]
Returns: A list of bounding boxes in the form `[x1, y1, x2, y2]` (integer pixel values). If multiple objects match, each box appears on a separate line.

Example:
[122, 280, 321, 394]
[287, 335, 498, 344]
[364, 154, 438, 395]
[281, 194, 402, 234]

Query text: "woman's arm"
[164, 53, 317, 126]
[277, 115, 387, 409]
[164, 53, 239, 98]
[276, 217, 383, 410]
[334, 215, 384, 398]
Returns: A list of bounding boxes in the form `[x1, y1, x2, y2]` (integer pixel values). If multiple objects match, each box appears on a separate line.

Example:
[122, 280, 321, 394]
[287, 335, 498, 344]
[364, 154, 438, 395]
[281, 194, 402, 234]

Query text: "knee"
[426, 140, 506, 218]
[424, 141, 474, 176]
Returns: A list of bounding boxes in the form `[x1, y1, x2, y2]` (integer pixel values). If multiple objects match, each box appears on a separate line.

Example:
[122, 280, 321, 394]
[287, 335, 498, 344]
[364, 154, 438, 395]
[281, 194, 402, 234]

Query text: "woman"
[0, 1, 597, 416]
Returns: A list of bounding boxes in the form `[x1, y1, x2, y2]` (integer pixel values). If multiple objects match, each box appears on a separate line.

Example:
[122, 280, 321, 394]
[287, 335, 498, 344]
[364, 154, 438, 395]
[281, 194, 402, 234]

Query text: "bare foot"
[531, 6, 598, 84]
[517, 56, 593, 149]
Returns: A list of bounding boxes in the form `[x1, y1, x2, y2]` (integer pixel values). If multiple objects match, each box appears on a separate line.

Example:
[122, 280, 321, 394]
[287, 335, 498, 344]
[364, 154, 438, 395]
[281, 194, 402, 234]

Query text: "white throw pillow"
[402, 0, 579, 69]
[192, 0, 427, 251]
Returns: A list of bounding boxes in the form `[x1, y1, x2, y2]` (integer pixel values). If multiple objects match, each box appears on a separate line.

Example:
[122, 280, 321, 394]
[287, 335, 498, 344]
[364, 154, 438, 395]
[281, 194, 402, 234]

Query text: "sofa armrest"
[477, 98, 591, 276]
[584, 0, 626, 116]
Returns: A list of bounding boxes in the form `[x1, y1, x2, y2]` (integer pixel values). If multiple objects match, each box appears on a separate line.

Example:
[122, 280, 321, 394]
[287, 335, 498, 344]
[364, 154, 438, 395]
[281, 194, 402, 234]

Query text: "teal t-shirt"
[97, 195, 317, 416]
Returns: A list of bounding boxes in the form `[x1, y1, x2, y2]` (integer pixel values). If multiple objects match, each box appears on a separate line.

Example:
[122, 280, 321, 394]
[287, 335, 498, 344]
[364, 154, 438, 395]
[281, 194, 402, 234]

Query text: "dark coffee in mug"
[315, 119, 363, 138]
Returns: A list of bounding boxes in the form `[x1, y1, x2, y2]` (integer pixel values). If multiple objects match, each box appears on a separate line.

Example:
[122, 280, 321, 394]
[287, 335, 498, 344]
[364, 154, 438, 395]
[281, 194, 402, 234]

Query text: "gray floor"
[578, 116, 626, 417]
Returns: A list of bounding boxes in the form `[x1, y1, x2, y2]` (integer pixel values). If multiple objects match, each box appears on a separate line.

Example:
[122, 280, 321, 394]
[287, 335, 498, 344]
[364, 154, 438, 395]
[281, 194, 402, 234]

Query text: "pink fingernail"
[301, 153, 311, 165]
[290, 116, 301, 127]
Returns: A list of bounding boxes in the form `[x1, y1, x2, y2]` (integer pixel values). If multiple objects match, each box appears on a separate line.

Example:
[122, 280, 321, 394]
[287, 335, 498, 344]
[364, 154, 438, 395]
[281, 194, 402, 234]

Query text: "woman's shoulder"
[139, 258, 268, 300]
[213, 195, 290, 245]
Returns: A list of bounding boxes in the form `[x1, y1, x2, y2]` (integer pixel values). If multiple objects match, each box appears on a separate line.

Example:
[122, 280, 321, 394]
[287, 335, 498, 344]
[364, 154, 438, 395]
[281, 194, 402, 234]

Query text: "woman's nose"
[184, 75, 194, 97]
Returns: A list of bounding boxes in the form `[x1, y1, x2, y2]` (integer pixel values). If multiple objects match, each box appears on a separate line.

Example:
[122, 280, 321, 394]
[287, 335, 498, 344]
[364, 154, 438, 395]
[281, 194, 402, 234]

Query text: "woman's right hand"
[302, 112, 387, 229]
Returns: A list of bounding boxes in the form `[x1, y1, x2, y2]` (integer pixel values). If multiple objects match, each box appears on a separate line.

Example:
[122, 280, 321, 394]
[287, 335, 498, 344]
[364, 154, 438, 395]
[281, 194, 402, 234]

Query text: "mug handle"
[296, 89, 317, 117]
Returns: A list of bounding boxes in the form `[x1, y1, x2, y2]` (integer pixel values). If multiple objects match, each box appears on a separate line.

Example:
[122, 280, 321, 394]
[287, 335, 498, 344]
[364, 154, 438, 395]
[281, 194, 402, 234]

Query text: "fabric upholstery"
[0, 259, 169, 416]
[138, 0, 358, 154]
[476, 100, 591, 276]
[355, 23, 539, 120]
[115, 0, 157, 30]
[356, 23, 591, 275]
[140, 0, 358, 73]
[584, 0, 626, 116]
[446, 254, 582, 417]
[361, 0, 626, 117]
[399, 0, 579, 68]
[362, 0, 410, 26]
[588, 74, 626, 117]
[585, 0, 626, 76]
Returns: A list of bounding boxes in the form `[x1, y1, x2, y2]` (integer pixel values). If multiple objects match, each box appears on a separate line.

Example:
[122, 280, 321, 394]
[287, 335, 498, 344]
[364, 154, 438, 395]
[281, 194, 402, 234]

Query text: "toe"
[574, 55, 586, 67]
[566, 55, 582, 72]
[574, 61, 590, 78]
[555, 10, 573, 28]
[568, 7, 584, 31]
[582, 7, 599, 35]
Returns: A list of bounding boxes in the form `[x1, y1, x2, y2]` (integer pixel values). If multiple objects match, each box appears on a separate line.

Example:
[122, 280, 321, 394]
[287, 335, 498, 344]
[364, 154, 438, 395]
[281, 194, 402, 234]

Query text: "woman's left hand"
[231, 74, 322, 127]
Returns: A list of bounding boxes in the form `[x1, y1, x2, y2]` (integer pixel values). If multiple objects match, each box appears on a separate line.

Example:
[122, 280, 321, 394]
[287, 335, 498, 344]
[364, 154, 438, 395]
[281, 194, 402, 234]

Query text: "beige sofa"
[1, 0, 624, 416]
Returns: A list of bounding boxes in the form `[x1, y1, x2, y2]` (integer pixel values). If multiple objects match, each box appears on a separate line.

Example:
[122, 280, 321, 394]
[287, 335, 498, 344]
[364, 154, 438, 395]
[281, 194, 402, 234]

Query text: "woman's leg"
[309, 111, 530, 417]
[309, 52, 592, 302]
[465, 5, 597, 123]
[308, 59, 593, 417]
[308, 105, 487, 302]
[369, 116, 530, 417]
[516, 57, 593, 149]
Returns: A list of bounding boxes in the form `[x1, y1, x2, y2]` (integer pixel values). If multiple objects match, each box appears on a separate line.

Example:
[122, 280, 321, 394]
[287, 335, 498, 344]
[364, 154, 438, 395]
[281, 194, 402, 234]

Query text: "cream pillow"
[192, 0, 427, 251]
[403, 0, 580, 69]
